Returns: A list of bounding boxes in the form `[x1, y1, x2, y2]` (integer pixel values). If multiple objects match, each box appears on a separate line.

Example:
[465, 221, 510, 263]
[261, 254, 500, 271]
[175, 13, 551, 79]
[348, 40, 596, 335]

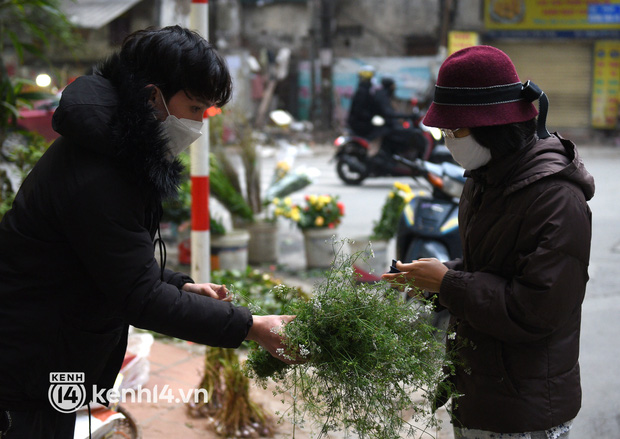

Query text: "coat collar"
[467, 133, 594, 200]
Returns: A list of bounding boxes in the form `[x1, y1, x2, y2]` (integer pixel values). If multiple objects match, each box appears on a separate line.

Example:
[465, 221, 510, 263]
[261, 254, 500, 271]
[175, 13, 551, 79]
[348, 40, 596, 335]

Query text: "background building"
[9, 0, 620, 138]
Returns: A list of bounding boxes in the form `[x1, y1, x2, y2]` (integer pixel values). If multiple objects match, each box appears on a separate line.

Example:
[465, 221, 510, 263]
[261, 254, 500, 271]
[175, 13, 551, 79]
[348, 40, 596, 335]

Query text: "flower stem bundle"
[244, 240, 455, 439]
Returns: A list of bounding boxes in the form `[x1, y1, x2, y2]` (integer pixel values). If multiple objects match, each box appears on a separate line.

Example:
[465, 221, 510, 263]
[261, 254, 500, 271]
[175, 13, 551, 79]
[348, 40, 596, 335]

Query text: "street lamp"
[36, 73, 51, 88]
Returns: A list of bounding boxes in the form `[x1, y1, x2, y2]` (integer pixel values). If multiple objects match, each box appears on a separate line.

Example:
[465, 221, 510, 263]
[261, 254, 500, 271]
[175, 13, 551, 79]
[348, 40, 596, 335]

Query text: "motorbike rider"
[383, 45, 594, 439]
[347, 65, 378, 138]
[372, 76, 424, 170]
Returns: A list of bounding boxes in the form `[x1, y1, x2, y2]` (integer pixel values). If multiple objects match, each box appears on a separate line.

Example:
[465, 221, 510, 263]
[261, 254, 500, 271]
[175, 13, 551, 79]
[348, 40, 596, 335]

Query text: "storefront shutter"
[492, 42, 592, 130]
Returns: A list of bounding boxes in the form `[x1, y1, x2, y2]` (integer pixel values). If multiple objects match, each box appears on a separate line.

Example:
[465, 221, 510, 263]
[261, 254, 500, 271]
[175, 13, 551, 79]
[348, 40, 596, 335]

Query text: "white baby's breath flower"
[248, 303, 262, 313]
[299, 344, 310, 358]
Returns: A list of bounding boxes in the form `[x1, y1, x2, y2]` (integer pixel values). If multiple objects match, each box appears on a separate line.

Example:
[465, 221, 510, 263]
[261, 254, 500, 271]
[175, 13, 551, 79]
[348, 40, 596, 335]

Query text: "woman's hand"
[381, 258, 448, 294]
[246, 315, 302, 364]
[182, 282, 231, 301]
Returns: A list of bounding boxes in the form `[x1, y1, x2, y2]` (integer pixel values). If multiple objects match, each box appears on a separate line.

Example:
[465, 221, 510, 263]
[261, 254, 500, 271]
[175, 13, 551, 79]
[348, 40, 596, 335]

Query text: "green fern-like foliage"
[244, 239, 459, 439]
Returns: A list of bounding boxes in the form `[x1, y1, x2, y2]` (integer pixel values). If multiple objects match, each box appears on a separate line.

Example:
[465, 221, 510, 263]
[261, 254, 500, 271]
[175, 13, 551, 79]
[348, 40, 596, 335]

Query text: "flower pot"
[303, 227, 338, 269]
[348, 237, 390, 279]
[211, 229, 250, 271]
[248, 220, 279, 265]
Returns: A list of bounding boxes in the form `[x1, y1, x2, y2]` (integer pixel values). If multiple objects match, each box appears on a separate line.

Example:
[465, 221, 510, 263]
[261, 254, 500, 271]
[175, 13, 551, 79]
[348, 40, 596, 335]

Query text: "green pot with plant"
[350, 181, 414, 277]
[273, 194, 345, 269]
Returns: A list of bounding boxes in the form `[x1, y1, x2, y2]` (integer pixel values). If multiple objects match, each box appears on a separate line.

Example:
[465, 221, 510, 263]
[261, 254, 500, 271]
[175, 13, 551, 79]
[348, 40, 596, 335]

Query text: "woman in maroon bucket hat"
[384, 45, 595, 438]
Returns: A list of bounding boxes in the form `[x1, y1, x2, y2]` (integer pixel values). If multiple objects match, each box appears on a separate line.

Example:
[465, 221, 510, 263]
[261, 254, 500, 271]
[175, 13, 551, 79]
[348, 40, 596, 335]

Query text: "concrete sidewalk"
[120, 338, 453, 439]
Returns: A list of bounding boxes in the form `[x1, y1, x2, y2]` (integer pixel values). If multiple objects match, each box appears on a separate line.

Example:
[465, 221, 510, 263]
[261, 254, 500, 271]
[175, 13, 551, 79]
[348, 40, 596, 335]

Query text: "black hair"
[112, 25, 232, 107]
[470, 118, 537, 159]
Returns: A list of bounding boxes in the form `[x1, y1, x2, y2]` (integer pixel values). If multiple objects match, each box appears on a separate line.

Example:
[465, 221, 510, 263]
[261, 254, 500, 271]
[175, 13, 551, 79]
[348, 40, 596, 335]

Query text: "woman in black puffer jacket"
[0, 26, 293, 438]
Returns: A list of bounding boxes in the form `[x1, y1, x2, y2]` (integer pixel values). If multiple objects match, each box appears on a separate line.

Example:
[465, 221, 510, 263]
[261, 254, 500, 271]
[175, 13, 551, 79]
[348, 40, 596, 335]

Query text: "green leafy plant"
[0, 0, 80, 147]
[273, 194, 344, 230]
[0, 0, 79, 217]
[189, 267, 308, 437]
[210, 149, 255, 224]
[0, 131, 50, 219]
[209, 110, 313, 226]
[244, 239, 457, 439]
[370, 181, 414, 241]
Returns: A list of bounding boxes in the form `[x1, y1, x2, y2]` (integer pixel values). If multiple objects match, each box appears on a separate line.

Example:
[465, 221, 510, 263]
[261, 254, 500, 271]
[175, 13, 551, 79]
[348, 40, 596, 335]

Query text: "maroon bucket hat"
[423, 45, 549, 137]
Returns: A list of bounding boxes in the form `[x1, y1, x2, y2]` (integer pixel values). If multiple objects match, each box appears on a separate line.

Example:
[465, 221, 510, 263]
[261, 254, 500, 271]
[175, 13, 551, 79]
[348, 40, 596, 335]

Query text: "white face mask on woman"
[159, 90, 203, 160]
[444, 135, 492, 170]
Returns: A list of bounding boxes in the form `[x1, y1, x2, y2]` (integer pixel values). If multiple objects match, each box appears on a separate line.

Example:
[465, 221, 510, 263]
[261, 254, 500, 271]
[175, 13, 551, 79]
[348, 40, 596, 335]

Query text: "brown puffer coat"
[438, 133, 595, 433]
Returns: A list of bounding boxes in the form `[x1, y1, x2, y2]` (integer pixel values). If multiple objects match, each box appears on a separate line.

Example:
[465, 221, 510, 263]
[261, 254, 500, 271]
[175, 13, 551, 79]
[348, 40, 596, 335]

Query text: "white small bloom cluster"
[248, 303, 262, 314]
[299, 344, 311, 358]
[271, 283, 288, 298]
[270, 325, 284, 336]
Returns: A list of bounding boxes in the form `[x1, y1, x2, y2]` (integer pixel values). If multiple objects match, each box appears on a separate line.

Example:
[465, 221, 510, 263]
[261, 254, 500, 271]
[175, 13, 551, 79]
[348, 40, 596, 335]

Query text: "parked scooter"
[393, 155, 466, 329]
[333, 116, 452, 185]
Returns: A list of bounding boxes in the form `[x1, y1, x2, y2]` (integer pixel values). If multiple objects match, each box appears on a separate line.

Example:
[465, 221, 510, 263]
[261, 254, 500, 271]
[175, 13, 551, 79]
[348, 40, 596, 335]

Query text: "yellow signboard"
[485, 0, 620, 30]
[448, 31, 480, 55]
[591, 41, 620, 129]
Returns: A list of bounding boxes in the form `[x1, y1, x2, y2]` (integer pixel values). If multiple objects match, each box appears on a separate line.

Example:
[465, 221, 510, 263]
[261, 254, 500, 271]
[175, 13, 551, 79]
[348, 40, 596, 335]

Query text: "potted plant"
[273, 194, 345, 269]
[210, 110, 314, 265]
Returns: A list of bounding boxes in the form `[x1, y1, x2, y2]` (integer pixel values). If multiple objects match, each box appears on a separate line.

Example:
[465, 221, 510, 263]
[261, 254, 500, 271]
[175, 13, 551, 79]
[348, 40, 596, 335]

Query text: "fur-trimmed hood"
[52, 61, 183, 199]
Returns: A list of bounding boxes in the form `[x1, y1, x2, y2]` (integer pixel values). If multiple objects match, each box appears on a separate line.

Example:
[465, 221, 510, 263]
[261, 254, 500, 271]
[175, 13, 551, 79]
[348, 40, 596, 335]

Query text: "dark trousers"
[1, 409, 76, 439]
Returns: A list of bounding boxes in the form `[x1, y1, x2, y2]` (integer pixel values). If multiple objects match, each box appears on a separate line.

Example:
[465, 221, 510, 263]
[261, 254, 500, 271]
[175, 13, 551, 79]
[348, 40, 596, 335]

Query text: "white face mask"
[444, 135, 492, 170]
[159, 90, 203, 160]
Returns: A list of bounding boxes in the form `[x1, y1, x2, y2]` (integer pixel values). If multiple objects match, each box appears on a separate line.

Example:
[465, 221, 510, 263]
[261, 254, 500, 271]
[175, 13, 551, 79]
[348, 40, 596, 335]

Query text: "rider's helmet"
[423, 45, 549, 138]
[358, 65, 375, 80]
[380, 76, 397, 98]
[380, 76, 395, 90]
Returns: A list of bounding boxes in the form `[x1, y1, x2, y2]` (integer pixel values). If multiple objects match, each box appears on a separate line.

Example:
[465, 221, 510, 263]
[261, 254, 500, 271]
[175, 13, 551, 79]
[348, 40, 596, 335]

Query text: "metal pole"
[190, 0, 210, 283]
[319, 0, 333, 134]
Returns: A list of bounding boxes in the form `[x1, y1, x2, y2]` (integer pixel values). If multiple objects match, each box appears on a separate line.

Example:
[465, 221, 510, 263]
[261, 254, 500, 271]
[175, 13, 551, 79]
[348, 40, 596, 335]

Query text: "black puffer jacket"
[438, 134, 595, 432]
[347, 80, 376, 137]
[0, 66, 252, 409]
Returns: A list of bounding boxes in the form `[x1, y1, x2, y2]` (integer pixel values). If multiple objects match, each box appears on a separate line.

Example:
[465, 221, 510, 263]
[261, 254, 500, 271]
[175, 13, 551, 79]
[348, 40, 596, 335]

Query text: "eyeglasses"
[440, 128, 462, 139]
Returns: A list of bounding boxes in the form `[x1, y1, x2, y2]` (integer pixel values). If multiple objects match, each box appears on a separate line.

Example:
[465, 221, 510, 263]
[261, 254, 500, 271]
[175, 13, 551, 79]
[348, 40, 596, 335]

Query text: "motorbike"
[393, 155, 466, 330]
[333, 115, 453, 185]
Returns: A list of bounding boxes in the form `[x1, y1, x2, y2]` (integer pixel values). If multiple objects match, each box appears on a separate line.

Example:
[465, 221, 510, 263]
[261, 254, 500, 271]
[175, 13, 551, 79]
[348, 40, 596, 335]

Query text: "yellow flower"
[403, 193, 415, 203]
[272, 197, 280, 205]
[315, 216, 325, 227]
[308, 194, 318, 205]
[284, 197, 293, 206]
[291, 207, 301, 222]
[394, 181, 412, 193]
[318, 195, 331, 205]
[276, 160, 290, 172]
[388, 192, 395, 199]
